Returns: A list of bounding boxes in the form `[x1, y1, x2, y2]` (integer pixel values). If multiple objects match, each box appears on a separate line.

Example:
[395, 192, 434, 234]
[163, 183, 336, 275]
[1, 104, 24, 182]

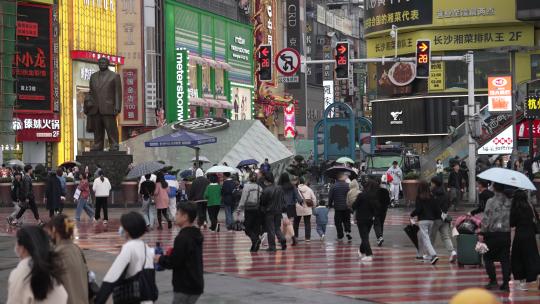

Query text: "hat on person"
[449, 288, 501, 304]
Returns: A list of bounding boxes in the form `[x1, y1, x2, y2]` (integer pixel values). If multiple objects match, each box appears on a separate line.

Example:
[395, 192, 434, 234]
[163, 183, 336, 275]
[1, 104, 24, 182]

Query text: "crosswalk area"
[1, 208, 540, 304]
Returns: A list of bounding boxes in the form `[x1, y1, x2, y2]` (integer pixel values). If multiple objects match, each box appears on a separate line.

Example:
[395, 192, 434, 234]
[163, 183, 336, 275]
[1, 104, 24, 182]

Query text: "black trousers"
[92, 114, 119, 150]
[157, 208, 171, 225]
[16, 199, 40, 220]
[293, 215, 311, 240]
[244, 210, 262, 245]
[95, 197, 109, 221]
[264, 213, 285, 250]
[334, 210, 351, 239]
[196, 201, 208, 227]
[358, 220, 374, 256]
[48, 208, 61, 218]
[483, 232, 511, 284]
[207, 205, 220, 231]
[373, 208, 388, 239]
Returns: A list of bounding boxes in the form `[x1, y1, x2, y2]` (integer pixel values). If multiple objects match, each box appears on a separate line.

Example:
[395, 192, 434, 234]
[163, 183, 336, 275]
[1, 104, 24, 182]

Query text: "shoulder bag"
[529, 202, 540, 234]
[112, 243, 158, 304]
[299, 189, 314, 208]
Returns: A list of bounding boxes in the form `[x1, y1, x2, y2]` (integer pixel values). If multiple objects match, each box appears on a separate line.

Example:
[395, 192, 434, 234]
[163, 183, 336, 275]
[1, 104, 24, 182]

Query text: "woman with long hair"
[296, 177, 317, 242]
[278, 173, 302, 245]
[353, 179, 378, 261]
[75, 173, 95, 222]
[510, 190, 540, 291]
[7, 226, 67, 303]
[410, 180, 440, 265]
[154, 172, 172, 230]
[46, 215, 89, 303]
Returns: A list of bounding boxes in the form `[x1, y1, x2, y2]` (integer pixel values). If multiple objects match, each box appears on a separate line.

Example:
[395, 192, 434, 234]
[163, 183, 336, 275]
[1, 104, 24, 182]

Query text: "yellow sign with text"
[429, 61, 444, 91]
[367, 25, 534, 57]
[433, 0, 517, 26]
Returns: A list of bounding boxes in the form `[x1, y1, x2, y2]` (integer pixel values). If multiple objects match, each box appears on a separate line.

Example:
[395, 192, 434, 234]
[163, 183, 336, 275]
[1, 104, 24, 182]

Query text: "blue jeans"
[141, 198, 156, 227]
[224, 205, 234, 229]
[316, 223, 327, 237]
[75, 198, 95, 221]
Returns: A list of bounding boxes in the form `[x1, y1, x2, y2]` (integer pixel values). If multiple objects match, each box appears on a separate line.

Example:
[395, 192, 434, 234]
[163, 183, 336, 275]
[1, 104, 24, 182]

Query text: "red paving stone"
[1, 208, 539, 304]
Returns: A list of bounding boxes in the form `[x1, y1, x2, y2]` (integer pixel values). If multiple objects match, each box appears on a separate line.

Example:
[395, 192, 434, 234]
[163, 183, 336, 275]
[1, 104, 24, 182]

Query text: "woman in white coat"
[8, 226, 67, 304]
[295, 177, 317, 242]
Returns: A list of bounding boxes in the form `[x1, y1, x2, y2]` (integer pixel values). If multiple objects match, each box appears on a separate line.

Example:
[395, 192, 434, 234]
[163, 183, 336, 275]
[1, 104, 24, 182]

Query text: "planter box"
[0, 183, 12, 207]
[402, 180, 420, 205]
[33, 182, 46, 205]
[65, 182, 77, 205]
[122, 181, 139, 206]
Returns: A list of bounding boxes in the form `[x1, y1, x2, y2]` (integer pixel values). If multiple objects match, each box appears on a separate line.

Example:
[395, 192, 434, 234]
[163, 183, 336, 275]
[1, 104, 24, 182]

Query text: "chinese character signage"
[364, 0, 432, 35]
[524, 96, 540, 119]
[517, 120, 540, 139]
[323, 80, 334, 111]
[488, 76, 512, 112]
[478, 126, 513, 155]
[122, 69, 138, 121]
[13, 3, 53, 112]
[284, 104, 296, 138]
[166, 49, 189, 123]
[429, 61, 445, 91]
[13, 113, 61, 142]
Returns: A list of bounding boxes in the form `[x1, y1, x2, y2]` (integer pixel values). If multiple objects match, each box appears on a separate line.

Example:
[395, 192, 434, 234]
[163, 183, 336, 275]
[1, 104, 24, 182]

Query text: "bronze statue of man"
[87, 57, 122, 151]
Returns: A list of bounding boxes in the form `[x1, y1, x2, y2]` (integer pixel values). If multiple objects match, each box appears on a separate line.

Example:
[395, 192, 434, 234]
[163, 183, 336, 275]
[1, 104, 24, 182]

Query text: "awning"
[216, 61, 232, 71]
[202, 58, 219, 68]
[189, 97, 207, 107]
[217, 100, 234, 109]
[204, 99, 221, 108]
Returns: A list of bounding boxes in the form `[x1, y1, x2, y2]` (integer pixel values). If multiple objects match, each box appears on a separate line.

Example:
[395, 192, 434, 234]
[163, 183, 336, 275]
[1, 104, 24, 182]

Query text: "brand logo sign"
[478, 125, 513, 155]
[13, 113, 61, 142]
[167, 48, 189, 123]
[390, 111, 403, 124]
[488, 75, 512, 112]
[172, 117, 229, 133]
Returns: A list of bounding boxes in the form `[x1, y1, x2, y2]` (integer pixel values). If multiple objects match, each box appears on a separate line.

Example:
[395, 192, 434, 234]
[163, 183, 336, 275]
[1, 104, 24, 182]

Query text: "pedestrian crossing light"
[258, 45, 272, 81]
[415, 40, 431, 79]
[335, 42, 349, 80]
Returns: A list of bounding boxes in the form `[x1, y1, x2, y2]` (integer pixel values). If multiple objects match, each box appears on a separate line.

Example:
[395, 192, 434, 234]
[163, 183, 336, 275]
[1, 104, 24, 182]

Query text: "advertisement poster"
[13, 112, 60, 142]
[14, 3, 53, 112]
[478, 126, 513, 155]
[166, 49, 189, 123]
[231, 87, 252, 120]
[488, 76, 512, 112]
[429, 61, 445, 91]
[364, 0, 433, 34]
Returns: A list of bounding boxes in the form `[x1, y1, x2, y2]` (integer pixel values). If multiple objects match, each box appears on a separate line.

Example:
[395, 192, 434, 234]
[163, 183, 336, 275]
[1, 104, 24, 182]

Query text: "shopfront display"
[164, 1, 253, 123]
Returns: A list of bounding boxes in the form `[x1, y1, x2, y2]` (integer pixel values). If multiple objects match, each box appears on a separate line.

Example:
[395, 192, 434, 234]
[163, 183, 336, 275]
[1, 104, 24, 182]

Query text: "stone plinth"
[77, 151, 133, 189]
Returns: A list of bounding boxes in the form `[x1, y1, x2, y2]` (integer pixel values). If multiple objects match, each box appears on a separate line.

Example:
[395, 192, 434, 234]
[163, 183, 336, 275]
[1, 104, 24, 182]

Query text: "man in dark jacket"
[374, 178, 391, 247]
[7, 172, 23, 225]
[156, 202, 204, 303]
[14, 165, 42, 226]
[221, 172, 237, 230]
[45, 171, 63, 218]
[470, 179, 494, 216]
[328, 173, 352, 241]
[189, 172, 210, 227]
[260, 172, 287, 252]
[447, 163, 464, 211]
[430, 176, 457, 262]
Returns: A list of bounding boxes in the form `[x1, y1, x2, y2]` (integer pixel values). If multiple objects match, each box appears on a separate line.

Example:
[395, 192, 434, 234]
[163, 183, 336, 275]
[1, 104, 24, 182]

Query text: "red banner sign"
[13, 113, 61, 142]
[517, 120, 540, 138]
[122, 69, 138, 121]
[70, 50, 125, 65]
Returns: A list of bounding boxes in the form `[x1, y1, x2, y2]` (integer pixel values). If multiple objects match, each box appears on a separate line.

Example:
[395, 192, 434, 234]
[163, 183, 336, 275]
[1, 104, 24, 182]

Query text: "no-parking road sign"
[275, 48, 301, 76]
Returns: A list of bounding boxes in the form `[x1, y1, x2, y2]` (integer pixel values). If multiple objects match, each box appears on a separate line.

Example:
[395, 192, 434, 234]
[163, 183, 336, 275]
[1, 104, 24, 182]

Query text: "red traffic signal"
[258, 45, 272, 81]
[335, 42, 349, 80]
[415, 40, 431, 79]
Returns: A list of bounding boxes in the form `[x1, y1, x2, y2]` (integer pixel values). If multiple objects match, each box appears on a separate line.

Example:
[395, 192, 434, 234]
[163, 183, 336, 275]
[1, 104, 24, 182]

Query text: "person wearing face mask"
[95, 212, 157, 303]
[7, 225, 67, 303]
[45, 215, 90, 304]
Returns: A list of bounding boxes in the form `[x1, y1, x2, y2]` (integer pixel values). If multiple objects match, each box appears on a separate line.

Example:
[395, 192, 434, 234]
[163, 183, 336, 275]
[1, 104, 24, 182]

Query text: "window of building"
[215, 68, 225, 98]
[201, 64, 212, 98]
[188, 63, 198, 98]
[445, 51, 510, 90]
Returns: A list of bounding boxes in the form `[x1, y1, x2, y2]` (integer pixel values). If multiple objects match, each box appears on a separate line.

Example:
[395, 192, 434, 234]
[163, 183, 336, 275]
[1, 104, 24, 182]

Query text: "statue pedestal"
[76, 151, 133, 189]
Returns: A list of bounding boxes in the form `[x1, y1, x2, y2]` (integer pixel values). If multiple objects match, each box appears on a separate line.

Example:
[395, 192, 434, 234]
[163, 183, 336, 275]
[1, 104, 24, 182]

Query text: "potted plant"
[0, 177, 12, 207]
[401, 171, 421, 205]
[286, 155, 309, 179]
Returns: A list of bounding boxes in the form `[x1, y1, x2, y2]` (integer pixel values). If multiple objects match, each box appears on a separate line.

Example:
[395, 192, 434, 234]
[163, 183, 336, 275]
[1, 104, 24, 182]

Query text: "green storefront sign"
[166, 48, 189, 123]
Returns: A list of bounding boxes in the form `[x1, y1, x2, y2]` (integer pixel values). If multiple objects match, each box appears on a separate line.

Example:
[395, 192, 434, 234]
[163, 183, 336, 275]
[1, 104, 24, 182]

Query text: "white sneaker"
[361, 256, 373, 262]
[449, 251, 457, 263]
[423, 255, 430, 260]
[103, 220, 108, 225]
[517, 280, 528, 291]
[320, 234, 325, 241]
[357, 249, 364, 259]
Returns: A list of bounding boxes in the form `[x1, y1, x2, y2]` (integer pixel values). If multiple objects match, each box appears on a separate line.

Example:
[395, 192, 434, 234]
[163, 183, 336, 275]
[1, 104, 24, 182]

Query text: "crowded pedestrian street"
[2, 207, 539, 304]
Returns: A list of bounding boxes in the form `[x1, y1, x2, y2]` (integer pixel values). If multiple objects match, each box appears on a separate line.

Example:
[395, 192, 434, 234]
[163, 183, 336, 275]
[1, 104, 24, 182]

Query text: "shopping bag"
[73, 188, 81, 200]
[403, 224, 419, 250]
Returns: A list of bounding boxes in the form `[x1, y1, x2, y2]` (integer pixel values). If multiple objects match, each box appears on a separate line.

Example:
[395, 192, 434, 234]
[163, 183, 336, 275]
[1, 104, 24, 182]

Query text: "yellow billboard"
[367, 25, 534, 57]
[433, 0, 517, 27]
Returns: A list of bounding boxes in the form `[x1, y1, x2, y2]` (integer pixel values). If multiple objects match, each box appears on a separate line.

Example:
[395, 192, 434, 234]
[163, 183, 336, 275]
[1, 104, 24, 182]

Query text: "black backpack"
[244, 187, 261, 211]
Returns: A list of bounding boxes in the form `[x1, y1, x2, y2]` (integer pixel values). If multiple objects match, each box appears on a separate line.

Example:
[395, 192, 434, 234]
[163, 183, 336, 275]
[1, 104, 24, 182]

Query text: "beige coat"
[55, 240, 89, 304]
[297, 184, 317, 217]
[346, 180, 361, 209]
[7, 257, 68, 304]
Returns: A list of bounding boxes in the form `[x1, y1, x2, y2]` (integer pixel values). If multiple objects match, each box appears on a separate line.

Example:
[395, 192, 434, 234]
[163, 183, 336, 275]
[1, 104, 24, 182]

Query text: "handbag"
[78, 248, 99, 301]
[74, 188, 81, 200]
[299, 189, 314, 208]
[112, 243, 158, 304]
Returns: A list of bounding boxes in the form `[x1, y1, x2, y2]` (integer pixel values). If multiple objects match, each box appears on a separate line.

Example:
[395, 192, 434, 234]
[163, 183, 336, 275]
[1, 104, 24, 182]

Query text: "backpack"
[244, 187, 261, 211]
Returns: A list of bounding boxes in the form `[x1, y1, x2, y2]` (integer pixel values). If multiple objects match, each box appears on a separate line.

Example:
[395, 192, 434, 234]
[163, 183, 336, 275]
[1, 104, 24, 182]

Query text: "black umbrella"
[324, 166, 358, 179]
[237, 159, 259, 168]
[126, 161, 167, 180]
[60, 160, 82, 169]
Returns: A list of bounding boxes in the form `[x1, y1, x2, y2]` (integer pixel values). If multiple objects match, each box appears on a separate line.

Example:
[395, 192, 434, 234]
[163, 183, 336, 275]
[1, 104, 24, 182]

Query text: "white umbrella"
[336, 157, 355, 164]
[191, 156, 211, 163]
[477, 168, 536, 191]
[205, 165, 237, 174]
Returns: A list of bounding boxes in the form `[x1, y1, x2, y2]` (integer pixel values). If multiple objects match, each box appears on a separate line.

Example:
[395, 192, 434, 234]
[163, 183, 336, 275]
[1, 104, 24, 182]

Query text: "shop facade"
[57, 0, 119, 164]
[163, 0, 254, 123]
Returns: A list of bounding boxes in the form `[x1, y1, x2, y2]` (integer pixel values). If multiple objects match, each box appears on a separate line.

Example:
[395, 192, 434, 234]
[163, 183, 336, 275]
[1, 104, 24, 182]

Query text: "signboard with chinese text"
[122, 69, 138, 121]
[14, 3, 53, 112]
[364, 0, 433, 35]
[429, 61, 445, 91]
[517, 120, 540, 139]
[285, 0, 301, 89]
[478, 126, 513, 155]
[323, 80, 334, 112]
[284, 104, 296, 138]
[488, 76, 512, 112]
[524, 96, 540, 119]
[13, 113, 60, 142]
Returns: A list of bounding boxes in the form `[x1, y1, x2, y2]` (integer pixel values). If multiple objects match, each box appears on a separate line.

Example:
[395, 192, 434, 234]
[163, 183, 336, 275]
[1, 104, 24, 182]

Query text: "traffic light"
[415, 40, 431, 79]
[258, 45, 272, 81]
[335, 42, 349, 80]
